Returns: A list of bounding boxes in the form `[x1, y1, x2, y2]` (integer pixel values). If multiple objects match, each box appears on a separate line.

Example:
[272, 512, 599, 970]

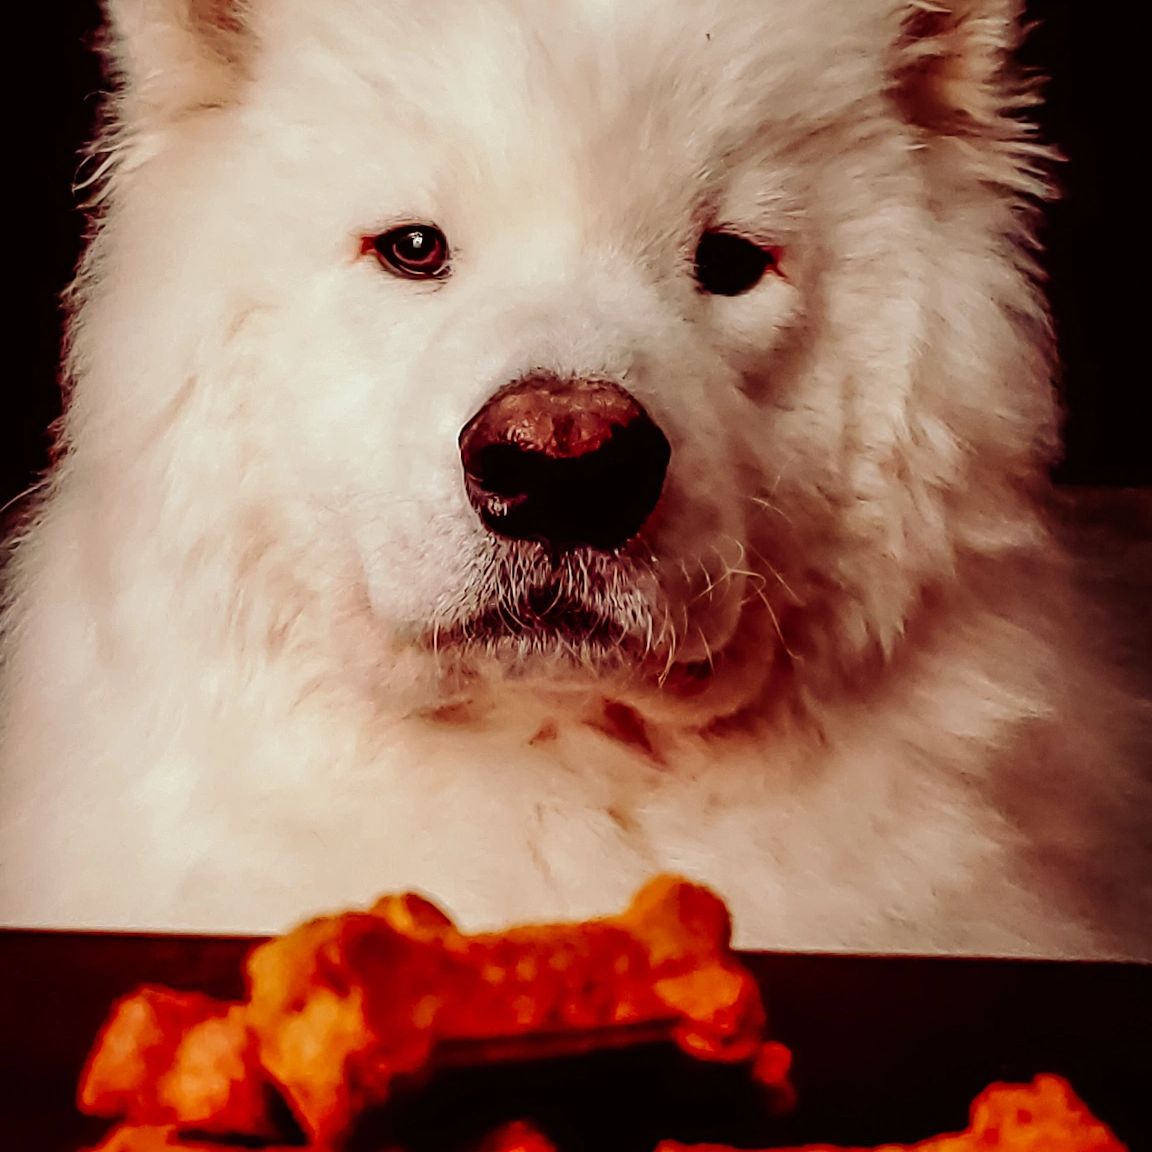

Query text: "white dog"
[2, 0, 1148, 957]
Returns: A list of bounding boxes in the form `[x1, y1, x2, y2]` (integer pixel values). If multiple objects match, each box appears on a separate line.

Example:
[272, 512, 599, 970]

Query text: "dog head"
[66, 0, 1055, 723]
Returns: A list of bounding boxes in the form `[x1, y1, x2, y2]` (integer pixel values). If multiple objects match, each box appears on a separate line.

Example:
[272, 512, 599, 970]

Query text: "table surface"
[1, 929, 1148, 1151]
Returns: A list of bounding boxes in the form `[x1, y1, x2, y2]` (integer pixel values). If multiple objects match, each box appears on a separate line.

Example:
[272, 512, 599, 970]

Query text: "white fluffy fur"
[2, 0, 1148, 956]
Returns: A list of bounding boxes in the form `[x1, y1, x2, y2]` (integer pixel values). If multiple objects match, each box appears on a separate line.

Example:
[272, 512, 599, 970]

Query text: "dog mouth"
[424, 542, 661, 666]
[453, 588, 631, 648]
[415, 530, 759, 689]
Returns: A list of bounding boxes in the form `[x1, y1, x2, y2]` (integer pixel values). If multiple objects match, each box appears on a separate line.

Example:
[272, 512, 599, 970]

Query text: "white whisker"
[750, 582, 799, 661]
[750, 494, 793, 524]
[747, 544, 804, 605]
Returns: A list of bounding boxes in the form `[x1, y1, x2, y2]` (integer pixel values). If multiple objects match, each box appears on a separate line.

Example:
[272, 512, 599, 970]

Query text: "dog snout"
[458, 375, 670, 551]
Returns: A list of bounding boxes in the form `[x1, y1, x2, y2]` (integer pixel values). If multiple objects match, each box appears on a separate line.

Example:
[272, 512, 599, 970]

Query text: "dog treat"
[79, 876, 780, 1146]
[78, 986, 277, 1137]
[247, 874, 772, 1141]
[78, 881, 1126, 1152]
[658, 1074, 1127, 1152]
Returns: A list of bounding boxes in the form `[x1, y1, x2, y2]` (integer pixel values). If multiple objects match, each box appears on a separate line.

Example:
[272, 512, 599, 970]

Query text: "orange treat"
[78, 987, 278, 1137]
[77, 876, 779, 1148]
[658, 1073, 1127, 1151]
[73, 882, 1128, 1152]
[80, 988, 222, 1118]
[245, 876, 771, 1142]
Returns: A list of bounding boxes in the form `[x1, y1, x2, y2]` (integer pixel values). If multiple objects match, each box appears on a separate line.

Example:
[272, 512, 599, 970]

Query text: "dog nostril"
[459, 378, 670, 552]
[464, 442, 548, 499]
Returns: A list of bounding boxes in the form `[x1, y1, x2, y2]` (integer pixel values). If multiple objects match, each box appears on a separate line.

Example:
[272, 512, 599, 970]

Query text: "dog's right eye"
[366, 224, 451, 279]
[694, 230, 779, 296]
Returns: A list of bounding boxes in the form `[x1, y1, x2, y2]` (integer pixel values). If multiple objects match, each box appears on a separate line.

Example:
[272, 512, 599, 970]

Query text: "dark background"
[7, 0, 1144, 521]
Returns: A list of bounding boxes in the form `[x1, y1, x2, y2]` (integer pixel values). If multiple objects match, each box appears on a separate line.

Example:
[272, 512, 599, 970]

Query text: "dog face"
[69, 0, 1054, 719]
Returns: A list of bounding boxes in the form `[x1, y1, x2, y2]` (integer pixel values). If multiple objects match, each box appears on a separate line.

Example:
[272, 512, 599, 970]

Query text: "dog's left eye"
[694, 231, 779, 296]
[367, 224, 450, 279]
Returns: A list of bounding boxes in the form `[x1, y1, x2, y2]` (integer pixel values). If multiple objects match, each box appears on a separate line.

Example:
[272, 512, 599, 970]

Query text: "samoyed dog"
[1, 0, 1148, 957]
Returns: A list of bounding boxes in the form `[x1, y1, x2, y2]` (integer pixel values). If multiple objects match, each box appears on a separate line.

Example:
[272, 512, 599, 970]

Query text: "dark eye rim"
[693, 229, 781, 296]
[364, 224, 451, 280]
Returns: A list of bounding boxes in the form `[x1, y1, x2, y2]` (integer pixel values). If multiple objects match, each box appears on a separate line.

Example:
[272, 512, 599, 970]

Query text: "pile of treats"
[77, 875, 1126, 1152]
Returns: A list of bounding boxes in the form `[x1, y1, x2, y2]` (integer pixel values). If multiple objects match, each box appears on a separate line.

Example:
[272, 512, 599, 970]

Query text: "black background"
[7, 0, 1144, 523]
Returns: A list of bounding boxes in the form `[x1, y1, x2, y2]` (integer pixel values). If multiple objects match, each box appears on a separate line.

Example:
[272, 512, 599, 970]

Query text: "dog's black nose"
[459, 375, 670, 551]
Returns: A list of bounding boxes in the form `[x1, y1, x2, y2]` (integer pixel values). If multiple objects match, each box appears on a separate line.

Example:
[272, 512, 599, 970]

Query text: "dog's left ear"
[103, 0, 251, 127]
[892, 0, 1034, 138]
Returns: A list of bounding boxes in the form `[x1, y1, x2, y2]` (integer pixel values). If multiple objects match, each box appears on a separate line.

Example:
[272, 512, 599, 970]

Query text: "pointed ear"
[892, 0, 1035, 137]
[103, 0, 251, 124]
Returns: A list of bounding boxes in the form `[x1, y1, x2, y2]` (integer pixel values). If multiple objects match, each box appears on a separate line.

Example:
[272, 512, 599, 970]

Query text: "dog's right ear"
[891, 0, 1033, 138]
[103, 0, 250, 126]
